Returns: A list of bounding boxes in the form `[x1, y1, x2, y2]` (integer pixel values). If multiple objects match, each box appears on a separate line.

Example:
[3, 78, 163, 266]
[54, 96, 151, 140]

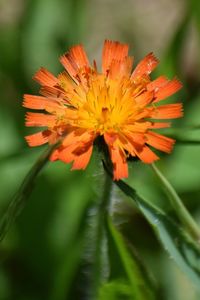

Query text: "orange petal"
[124, 131, 146, 146]
[135, 145, 159, 163]
[60, 45, 90, 78]
[150, 103, 183, 119]
[104, 132, 118, 146]
[40, 86, 66, 99]
[25, 130, 51, 146]
[147, 75, 168, 91]
[109, 56, 133, 79]
[110, 146, 128, 180]
[153, 78, 182, 103]
[70, 45, 90, 68]
[149, 122, 171, 129]
[33, 68, 58, 86]
[58, 144, 77, 163]
[58, 71, 77, 92]
[55, 138, 93, 170]
[57, 130, 95, 165]
[131, 52, 159, 80]
[62, 129, 94, 147]
[134, 107, 153, 121]
[50, 147, 62, 161]
[146, 131, 175, 153]
[71, 144, 93, 170]
[25, 112, 56, 127]
[134, 91, 154, 107]
[102, 40, 129, 74]
[23, 94, 63, 114]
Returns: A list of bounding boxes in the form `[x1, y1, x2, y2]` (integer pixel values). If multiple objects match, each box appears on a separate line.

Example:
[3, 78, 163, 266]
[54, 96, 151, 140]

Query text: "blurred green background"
[1, 0, 200, 299]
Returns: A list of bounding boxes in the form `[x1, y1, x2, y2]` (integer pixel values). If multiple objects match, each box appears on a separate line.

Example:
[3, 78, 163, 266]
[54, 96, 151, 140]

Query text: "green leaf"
[49, 169, 97, 300]
[0, 144, 57, 242]
[103, 163, 200, 288]
[98, 217, 156, 300]
[151, 163, 200, 241]
[98, 279, 136, 300]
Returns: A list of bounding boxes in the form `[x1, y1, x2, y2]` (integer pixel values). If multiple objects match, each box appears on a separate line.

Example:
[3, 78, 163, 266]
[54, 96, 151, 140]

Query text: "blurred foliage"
[1, 0, 200, 299]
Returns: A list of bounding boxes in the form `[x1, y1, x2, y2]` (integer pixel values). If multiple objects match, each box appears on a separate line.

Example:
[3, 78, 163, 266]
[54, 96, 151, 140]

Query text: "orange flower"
[23, 40, 183, 180]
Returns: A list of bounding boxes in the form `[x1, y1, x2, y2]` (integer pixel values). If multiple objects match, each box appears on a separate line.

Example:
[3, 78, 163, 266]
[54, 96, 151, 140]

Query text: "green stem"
[93, 169, 112, 297]
[0, 144, 57, 242]
[151, 163, 200, 241]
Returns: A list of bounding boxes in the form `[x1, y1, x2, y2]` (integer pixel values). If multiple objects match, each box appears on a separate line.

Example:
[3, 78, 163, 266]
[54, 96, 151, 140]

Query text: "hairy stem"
[92, 168, 113, 297]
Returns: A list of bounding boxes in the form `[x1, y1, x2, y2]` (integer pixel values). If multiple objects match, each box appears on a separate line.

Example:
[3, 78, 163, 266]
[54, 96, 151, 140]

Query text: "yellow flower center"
[62, 74, 145, 135]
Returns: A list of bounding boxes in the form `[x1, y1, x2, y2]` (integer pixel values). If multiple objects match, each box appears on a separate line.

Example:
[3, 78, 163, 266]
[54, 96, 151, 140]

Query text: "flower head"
[23, 40, 183, 180]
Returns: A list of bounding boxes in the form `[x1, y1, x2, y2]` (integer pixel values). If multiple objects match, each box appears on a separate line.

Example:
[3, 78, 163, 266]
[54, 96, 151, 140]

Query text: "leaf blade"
[0, 144, 57, 242]
[103, 162, 200, 288]
[98, 217, 156, 300]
